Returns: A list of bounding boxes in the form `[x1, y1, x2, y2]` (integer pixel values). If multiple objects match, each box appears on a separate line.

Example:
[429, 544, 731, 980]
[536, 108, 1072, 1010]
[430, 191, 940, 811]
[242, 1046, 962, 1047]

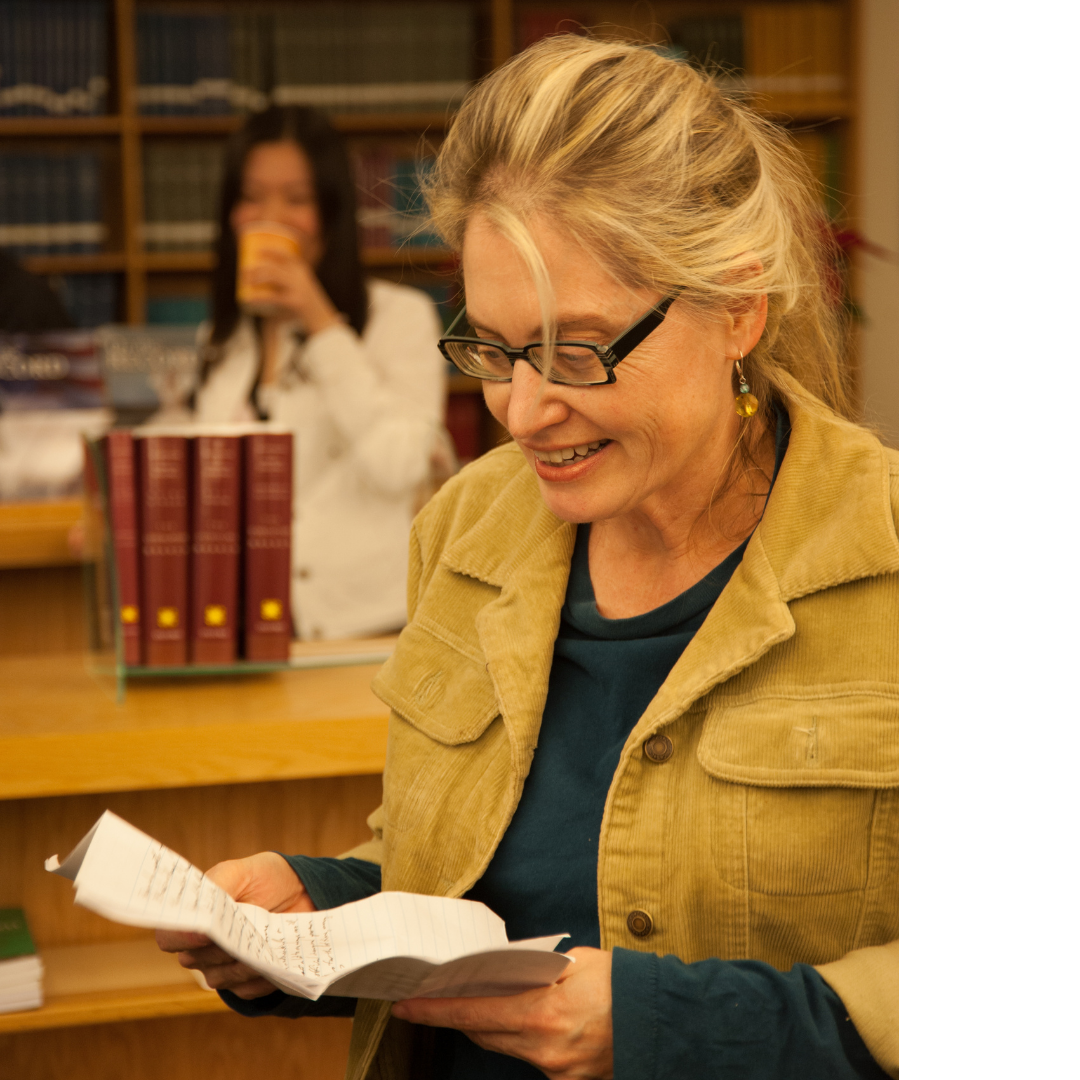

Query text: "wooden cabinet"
[0, 652, 390, 1078]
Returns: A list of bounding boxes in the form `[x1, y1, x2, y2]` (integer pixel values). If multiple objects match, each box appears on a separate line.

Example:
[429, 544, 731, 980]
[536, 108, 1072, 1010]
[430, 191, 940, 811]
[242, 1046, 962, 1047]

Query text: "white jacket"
[196, 278, 446, 640]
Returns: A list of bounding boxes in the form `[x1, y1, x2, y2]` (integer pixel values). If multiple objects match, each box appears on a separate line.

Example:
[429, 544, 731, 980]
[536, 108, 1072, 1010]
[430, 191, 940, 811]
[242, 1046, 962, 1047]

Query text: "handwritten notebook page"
[46, 811, 570, 1001]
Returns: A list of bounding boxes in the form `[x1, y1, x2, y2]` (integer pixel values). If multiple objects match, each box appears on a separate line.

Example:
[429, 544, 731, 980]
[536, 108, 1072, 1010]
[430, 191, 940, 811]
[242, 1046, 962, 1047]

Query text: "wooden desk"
[0, 653, 390, 1077]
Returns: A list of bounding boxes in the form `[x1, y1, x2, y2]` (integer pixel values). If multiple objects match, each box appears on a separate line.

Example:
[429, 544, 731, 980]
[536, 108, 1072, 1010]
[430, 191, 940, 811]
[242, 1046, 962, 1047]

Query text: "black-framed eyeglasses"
[437, 290, 681, 386]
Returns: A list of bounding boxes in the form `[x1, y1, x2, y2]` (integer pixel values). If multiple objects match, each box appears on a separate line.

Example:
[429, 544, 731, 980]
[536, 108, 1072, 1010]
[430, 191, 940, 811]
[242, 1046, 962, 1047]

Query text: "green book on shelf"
[0, 907, 43, 1015]
[0, 909, 35, 961]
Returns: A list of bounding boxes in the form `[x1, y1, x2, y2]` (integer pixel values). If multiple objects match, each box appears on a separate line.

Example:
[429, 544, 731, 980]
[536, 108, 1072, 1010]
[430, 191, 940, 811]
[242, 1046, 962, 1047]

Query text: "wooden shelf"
[0, 651, 390, 799]
[0, 116, 122, 137]
[0, 938, 227, 1034]
[20, 253, 127, 275]
[365, 246, 456, 269]
[0, 500, 83, 570]
[134, 110, 455, 137]
[758, 96, 852, 122]
[136, 115, 244, 136]
[143, 250, 214, 272]
[140, 247, 455, 273]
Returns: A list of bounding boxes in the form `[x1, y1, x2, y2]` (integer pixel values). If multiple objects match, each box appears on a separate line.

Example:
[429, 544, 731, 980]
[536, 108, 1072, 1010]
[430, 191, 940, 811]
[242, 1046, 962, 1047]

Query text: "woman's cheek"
[482, 383, 511, 430]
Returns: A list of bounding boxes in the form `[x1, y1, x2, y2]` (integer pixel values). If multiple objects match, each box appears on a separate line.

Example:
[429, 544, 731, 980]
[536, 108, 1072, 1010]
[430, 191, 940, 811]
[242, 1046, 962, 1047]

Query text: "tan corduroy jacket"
[342, 391, 899, 1080]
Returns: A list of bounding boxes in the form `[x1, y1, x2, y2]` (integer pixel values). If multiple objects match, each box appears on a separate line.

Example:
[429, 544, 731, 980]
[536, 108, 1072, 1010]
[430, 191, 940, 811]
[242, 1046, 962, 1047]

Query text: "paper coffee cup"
[236, 222, 301, 316]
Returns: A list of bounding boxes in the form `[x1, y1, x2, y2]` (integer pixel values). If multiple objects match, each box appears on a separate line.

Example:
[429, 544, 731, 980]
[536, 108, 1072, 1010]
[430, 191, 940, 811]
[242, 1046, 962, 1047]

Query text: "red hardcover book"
[104, 431, 142, 666]
[244, 432, 293, 662]
[190, 435, 241, 664]
[137, 434, 189, 667]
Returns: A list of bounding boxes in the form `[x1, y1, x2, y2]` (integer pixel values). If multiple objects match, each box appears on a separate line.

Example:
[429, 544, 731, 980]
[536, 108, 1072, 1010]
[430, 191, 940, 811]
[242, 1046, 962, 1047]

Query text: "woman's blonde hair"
[425, 34, 854, 429]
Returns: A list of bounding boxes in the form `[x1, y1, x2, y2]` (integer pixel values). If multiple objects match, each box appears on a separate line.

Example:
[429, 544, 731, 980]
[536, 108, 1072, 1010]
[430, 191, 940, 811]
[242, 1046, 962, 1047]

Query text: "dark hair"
[208, 106, 367, 345]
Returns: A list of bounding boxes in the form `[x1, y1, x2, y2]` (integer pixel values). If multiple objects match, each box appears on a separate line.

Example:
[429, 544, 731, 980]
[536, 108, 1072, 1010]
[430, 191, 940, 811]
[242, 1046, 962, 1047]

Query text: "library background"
[0, 1, 898, 1077]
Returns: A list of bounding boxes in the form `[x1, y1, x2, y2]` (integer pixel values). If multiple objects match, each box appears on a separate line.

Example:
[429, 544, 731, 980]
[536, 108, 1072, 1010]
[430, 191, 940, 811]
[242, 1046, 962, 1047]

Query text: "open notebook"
[46, 811, 571, 1002]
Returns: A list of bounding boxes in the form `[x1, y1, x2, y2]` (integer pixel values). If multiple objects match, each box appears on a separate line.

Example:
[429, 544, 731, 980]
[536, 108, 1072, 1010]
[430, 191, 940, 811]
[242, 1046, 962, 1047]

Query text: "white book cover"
[46, 812, 571, 1002]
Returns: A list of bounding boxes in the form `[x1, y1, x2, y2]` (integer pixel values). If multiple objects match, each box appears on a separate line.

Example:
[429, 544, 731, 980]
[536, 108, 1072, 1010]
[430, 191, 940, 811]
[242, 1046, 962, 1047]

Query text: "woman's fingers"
[155, 928, 211, 952]
[392, 991, 534, 1032]
[192, 957, 266, 991]
[391, 949, 614, 1080]
[175, 943, 237, 969]
[225, 977, 280, 1000]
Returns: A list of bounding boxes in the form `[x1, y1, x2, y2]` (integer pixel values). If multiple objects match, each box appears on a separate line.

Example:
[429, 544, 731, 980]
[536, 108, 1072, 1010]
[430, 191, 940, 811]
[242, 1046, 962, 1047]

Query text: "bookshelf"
[3, 0, 856, 321]
[3, 0, 857, 467]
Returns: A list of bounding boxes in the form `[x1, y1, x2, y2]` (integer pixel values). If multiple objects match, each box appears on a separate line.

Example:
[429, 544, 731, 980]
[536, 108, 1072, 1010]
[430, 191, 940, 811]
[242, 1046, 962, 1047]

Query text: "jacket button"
[295, 567, 310, 580]
[626, 910, 653, 938]
[643, 734, 673, 762]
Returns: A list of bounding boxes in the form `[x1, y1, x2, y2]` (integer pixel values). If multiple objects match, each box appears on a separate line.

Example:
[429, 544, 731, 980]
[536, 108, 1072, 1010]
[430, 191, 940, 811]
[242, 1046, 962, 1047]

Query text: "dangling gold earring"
[734, 354, 759, 418]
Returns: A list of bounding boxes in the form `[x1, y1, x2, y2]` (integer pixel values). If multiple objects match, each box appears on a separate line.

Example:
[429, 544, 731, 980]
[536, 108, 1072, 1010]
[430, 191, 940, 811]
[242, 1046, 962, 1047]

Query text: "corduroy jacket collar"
[434, 388, 899, 768]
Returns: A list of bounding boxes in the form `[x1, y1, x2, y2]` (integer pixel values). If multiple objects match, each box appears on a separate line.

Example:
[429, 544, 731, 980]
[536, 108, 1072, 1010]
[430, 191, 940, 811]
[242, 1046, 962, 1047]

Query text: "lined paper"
[46, 811, 570, 1001]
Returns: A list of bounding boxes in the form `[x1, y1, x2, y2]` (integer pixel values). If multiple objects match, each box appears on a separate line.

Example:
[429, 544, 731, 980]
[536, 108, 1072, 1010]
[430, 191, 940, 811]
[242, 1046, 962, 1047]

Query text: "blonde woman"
[159, 37, 898, 1080]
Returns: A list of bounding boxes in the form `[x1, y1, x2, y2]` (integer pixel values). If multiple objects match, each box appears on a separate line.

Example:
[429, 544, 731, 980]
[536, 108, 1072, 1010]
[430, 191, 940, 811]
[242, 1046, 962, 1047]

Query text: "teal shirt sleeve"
[611, 948, 888, 1080]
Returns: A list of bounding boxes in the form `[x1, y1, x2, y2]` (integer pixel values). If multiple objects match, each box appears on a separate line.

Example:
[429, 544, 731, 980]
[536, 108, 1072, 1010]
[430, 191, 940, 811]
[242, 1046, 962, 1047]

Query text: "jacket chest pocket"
[696, 690, 898, 899]
[372, 620, 510, 887]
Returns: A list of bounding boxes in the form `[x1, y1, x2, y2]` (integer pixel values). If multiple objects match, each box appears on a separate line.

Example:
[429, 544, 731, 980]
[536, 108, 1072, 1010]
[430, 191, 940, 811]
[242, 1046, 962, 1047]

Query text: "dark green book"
[0, 907, 43, 1014]
[0, 908, 35, 961]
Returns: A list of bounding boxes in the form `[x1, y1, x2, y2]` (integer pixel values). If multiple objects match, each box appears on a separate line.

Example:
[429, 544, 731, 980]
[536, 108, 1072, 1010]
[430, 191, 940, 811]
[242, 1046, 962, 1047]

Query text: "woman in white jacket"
[195, 106, 447, 641]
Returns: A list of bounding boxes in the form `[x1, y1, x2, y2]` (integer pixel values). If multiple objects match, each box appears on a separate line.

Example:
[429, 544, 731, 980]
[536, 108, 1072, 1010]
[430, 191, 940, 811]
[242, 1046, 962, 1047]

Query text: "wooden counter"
[0, 501, 83, 570]
[0, 653, 390, 799]
[0, 652, 389, 1062]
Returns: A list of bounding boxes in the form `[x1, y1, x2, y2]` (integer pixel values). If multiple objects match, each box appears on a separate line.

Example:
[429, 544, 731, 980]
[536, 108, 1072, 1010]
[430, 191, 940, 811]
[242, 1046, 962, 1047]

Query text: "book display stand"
[81, 434, 396, 702]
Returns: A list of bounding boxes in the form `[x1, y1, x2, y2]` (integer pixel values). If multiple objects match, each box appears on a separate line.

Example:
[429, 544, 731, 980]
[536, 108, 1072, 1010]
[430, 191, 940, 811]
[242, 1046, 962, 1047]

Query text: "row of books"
[0, 1, 108, 116]
[0, 154, 103, 257]
[791, 129, 846, 222]
[521, 6, 844, 99]
[142, 143, 224, 251]
[137, 141, 443, 253]
[136, 2, 476, 116]
[87, 426, 294, 668]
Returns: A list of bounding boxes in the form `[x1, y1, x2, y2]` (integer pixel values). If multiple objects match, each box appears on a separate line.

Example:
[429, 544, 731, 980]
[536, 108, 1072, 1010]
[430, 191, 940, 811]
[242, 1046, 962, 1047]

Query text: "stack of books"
[0, 153, 104, 258]
[0, 1, 108, 117]
[271, 3, 476, 113]
[0, 330, 112, 501]
[135, 2, 477, 116]
[137, 7, 266, 115]
[142, 142, 224, 251]
[0, 909, 43, 1015]
[86, 425, 295, 668]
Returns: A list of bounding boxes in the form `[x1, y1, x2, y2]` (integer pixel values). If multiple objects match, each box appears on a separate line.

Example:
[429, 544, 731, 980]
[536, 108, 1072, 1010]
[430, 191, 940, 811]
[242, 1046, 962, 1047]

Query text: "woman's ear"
[728, 292, 768, 360]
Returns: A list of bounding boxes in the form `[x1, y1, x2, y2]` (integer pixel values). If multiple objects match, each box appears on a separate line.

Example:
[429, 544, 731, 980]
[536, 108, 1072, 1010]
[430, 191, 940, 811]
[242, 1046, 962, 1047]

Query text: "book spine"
[138, 435, 189, 667]
[190, 435, 241, 664]
[243, 433, 292, 662]
[105, 431, 142, 666]
[445, 392, 481, 463]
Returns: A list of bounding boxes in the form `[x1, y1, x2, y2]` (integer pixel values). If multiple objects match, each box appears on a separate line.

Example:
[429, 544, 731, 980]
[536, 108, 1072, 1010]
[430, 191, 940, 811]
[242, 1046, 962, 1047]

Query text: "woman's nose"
[505, 360, 570, 441]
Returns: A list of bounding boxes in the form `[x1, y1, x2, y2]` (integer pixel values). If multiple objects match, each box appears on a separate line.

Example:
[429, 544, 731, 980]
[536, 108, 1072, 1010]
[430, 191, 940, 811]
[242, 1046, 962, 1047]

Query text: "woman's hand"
[391, 947, 614, 1080]
[155, 852, 315, 1000]
[241, 247, 341, 336]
